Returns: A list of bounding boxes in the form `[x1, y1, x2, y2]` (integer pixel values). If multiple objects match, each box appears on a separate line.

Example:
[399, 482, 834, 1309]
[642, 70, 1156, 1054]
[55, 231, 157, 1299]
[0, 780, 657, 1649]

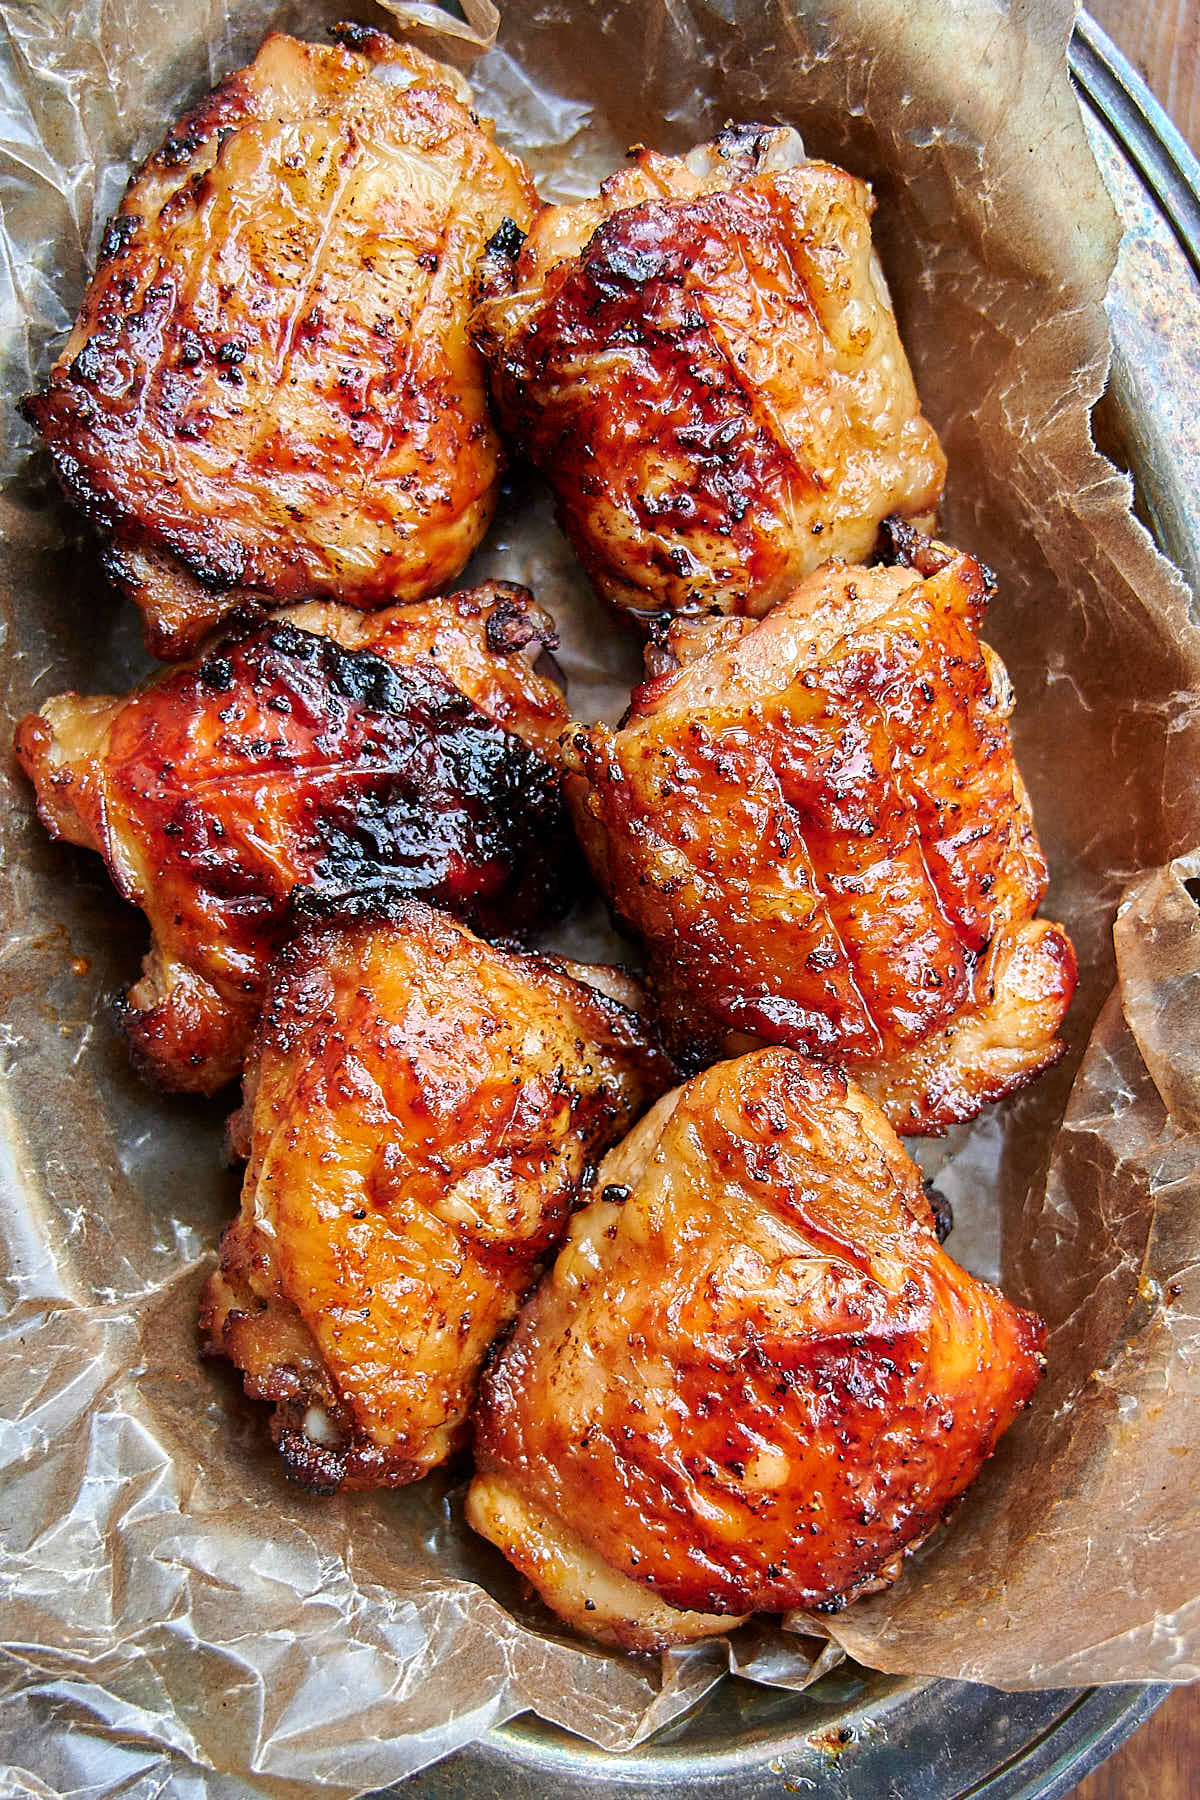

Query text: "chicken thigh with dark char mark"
[21, 27, 537, 658]
[468, 1047, 1045, 1650]
[562, 529, 1076, 1132]
[201, 903, 672, 1491]
[15, 583, 576, 1094]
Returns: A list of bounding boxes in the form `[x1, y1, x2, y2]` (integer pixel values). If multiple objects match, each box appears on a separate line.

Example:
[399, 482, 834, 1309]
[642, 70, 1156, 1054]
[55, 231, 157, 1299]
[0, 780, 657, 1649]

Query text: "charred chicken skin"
[16, 583, 576, 1094]
[563, 532, 1076, 1132]
[21, 27, 537, 658]
[468, 1047, 1045, 1650]
[472, 123, 946, 624]
[200, 904, 672, 1491]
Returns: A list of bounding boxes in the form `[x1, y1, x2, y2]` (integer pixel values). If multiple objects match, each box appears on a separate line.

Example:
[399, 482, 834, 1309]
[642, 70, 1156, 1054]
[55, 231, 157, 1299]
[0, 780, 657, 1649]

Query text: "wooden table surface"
[1063, 8, 1198, 1798]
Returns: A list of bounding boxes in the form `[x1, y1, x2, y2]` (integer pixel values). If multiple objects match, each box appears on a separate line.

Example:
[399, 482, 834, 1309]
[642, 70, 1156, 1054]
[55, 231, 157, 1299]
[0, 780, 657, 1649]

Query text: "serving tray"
[397, 15, 1199, 1797]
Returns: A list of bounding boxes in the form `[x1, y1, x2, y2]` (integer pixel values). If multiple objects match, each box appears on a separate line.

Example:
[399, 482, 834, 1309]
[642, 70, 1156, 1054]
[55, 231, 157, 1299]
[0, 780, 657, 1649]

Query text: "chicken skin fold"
[15, 583, 576, 1094]
[200, 904, 672, 1492]
[563, 533, 1076, 1133]
[21, 27, 537, 658]
[472, 123, 946, 625]
[468, 1047, 1045, 1651]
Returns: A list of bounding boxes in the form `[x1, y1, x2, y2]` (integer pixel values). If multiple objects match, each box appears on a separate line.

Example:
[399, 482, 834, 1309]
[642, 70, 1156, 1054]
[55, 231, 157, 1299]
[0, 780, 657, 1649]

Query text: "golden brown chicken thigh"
[21, 27, 537, 658]
[563, 532, 1076, 1132]
[468, 1047, 1045, 1650]
[201, 904, 671, 1491]
[16, 583, 576, 1093]
[472, 123, 945, 624]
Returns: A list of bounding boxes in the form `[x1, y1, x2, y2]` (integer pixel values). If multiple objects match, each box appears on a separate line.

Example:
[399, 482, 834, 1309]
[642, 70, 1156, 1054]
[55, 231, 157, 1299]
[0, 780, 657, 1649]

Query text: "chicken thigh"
[472, 123, 945, 624]
[201, 903, 671, 1491]
[16, 583, 576, 1093]
[563, 531, 1075, 1131]
[21, 28, 537, 658]
[468, 1047, 1045, 1649]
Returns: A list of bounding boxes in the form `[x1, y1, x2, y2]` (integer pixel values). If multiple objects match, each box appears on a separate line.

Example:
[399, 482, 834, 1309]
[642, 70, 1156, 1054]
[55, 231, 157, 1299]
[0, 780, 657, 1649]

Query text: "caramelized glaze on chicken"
[468, 1048, 1045, 1649]
[200, 904, 672, 1491]
[472, 124, 945, 624]
[563, 533, 1076, 1132]
[21, 28, 537, 658]
[15, 583, 575, 1093]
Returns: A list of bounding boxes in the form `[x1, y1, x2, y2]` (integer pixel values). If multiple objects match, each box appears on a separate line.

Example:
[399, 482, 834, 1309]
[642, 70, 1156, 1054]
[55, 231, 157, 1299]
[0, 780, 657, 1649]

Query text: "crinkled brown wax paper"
[1, 0, 1199, 1792]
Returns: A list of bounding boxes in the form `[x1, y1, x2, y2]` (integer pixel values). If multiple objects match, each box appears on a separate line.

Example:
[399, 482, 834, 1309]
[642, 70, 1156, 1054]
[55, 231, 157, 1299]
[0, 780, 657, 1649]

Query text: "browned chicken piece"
[200, 903, 672, 1492]
[15, 583, 577, 1094]
[20, 27, 537, 659]
[563, 531, 1076, 1133]
[468, 1047, 1045, 1651]
[472, 123, 946, 625]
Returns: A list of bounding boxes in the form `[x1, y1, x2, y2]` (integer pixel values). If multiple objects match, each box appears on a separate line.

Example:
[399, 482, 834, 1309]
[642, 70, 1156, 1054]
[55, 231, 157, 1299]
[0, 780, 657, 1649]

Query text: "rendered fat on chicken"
[468, 1047, 1045, 1650]
[15, 583, 575, 1094]
[563, 530, 1077, 1133]
[200, 903, 672, 1491]
[472, 123, 946, 624]
[21, 27, 537, 659]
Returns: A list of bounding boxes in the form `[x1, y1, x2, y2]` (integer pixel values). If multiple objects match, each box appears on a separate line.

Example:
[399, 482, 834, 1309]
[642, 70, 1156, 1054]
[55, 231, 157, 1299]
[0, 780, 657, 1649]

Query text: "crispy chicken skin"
[20, 28, 537, 659]
[472, 124, 946, 624]
[468, 1048, 1045, 1650]
[200, 904, 672, 1492]
[562, 533, 1076, 1133]
[15, 583, 576, 1094]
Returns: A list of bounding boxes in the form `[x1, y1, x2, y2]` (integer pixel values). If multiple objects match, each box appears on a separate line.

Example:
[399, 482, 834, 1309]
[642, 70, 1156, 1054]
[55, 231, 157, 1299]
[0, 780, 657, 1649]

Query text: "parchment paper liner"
[0, 0, 1197, 1792]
